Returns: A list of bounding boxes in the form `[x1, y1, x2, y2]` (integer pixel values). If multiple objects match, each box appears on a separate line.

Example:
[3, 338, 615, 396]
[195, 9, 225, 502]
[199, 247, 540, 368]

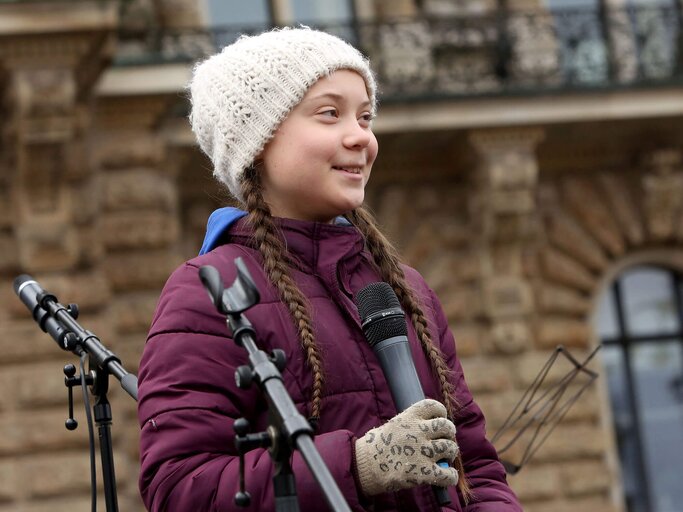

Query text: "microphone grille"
[355, 282, 407, 346]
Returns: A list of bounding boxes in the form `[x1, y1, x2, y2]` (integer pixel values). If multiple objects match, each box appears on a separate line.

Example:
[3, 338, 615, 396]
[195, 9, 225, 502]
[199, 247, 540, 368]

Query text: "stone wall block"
[420, 253, 473, 292]
[0, 233, 19, 272]
[491, 189, 535, 215]
[509, 463, 561, 502]
[16, 222, 80, 273]
[475, 390, 527, 430]
[460, 358, 513, 393]
[524, 496, 617, 512]
[546, 212, 609, 271]
[599, 174, 644, 246]
[563, 178, 625, 257]
[451, 324, 485, 358]
[102, 169, 176, 212]
[560, 460, 612, 497]
[490, 245, 524, 276]
[1, 362, 71, 409]
[94, 133, 165, 170]
[155, 0, 204, 28]
[113, 335, 145, 375]
[433, 216, 471, 249]
[483, 276, 534, 318]
[440, 286, 482, 321]
[490, 320, 532, 354]
[0, 459, 17, 502]
[562, 386, 600, 422]
[37, 270, 112, 312]
[536, 318, 591, 349]
[0, 496, 95, 512]
[0, 181, 13, 228]
[533, 423, 607, 461]
[470, 130, 543, 189]
[537, 284, 590, 315]
[75, 223, 105, 266]
[101, 211, 179, 250]
[103, 250, 182, 292]
[541, 248, 595, 292]
[112, 293, 159, 335]
[489, 213, 539, 243]
[21, 453, 93, 498]
[0, 410, 90, 455]
[376, 186, 408, 241]
[67, 178, 101, 225]
[0, 317, 113, 364]
[643, 169, 683, 241]
[0, 322, 71, 364]
[402, 222, 441, 268]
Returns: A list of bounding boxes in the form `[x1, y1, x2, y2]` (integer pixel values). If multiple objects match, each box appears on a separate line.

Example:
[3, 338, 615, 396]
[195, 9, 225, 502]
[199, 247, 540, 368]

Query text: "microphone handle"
[373, 336, 425, 410]
[372, 336, 452, 506]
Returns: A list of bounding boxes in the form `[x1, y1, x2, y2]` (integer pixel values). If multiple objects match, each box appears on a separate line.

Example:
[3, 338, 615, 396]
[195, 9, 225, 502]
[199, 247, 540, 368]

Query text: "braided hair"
[240, 167, 471, 500]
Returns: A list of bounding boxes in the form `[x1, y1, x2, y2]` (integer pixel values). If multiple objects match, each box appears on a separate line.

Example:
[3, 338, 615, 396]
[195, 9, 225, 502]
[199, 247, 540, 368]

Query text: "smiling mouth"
[332, 166, 362, 174]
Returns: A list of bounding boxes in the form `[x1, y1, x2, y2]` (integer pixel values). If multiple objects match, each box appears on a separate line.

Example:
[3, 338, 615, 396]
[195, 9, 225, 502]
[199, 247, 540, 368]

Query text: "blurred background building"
[1, 0, 682, 510]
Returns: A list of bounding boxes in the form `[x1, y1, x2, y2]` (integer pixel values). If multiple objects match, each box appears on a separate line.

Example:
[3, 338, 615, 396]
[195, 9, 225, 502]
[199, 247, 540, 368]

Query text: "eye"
[318, 108, 339, 118]
[359, 112, 375, 126]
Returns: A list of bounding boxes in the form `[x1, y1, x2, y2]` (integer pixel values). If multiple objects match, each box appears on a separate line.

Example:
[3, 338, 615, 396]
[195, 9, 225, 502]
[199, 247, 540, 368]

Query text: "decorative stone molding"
[153, 0, 204, 29]
[469, 127, 544, 353]
[10, 68, 80, 272]
[0, 1, 117, 273]
[641, 148, 683, 241]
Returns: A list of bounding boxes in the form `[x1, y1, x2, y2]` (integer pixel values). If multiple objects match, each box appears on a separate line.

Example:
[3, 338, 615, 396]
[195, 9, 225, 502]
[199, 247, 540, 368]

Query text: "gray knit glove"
[354, 399, 459, 496]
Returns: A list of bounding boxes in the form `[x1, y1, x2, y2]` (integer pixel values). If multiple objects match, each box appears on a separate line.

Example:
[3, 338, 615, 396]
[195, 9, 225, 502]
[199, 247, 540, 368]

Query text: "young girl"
[137, 27, 522, 512]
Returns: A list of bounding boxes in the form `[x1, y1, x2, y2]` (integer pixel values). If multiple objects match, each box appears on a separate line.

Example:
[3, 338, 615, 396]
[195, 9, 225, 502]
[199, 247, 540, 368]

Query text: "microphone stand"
[13, 275, 138, 512]
[198, 258, 351, 512]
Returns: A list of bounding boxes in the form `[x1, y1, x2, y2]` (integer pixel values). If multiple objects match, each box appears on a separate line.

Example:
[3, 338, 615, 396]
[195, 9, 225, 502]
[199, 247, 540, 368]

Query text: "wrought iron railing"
[115, 4, 683, 100]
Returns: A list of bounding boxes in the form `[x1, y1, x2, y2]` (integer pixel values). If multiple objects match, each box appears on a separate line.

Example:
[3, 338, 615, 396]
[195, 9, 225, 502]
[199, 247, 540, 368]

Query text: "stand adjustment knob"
[235, 365, 254, 389]
[67, 303, 79, 320]
[234, 417, 252, 508]
[270, 349, 287, 372]
[234, 417, 249, 436]
[64, 364, 76, 378]
[234, 491, 251, 507]
[63, 364, 79, 431]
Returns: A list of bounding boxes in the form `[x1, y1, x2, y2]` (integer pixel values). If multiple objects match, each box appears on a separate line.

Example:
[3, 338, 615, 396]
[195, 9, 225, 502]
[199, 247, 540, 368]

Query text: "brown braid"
[241, 167, 325, 421]
[347, 206, 472, 501]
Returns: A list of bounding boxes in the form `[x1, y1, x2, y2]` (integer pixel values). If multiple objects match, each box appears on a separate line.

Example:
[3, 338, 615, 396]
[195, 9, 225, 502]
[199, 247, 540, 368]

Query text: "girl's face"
[260, 69, 378, 223]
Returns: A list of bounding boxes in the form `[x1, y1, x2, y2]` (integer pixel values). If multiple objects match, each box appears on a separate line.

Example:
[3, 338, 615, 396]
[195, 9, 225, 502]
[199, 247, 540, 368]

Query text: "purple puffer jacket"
[137, 217, 521, 512]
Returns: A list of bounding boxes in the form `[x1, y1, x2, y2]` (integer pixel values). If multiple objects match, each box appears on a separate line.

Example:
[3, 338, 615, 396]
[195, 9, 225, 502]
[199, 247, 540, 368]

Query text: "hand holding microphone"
[354, 399, 459, 496]
[354, 282, 457, 504]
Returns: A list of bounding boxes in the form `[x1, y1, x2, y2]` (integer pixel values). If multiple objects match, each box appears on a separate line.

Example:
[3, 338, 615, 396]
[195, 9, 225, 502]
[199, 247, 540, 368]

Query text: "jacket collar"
[203, 208, 366, 274]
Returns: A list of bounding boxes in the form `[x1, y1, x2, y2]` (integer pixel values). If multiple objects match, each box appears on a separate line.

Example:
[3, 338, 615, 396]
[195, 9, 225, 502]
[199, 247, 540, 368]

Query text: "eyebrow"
[306, 92, 371, 108]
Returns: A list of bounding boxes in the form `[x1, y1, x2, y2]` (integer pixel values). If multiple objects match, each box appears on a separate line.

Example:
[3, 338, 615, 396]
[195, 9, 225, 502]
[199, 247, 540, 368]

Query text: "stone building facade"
[1, 0, 682, 511]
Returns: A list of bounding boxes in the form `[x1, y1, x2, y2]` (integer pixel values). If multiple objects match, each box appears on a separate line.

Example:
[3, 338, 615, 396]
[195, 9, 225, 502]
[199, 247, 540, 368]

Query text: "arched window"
[595, 265, 683, 512]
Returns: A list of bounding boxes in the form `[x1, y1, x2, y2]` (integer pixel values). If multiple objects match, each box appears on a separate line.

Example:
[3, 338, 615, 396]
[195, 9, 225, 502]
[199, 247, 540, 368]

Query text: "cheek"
[368, 134, 379, 165]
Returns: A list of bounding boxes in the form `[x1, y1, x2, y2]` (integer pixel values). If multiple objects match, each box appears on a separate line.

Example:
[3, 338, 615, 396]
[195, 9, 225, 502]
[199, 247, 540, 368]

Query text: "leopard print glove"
[354, 399, 460, 497]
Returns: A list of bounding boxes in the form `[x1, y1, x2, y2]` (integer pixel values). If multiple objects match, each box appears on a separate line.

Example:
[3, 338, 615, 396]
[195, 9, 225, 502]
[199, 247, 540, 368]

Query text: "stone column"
[469, 128, 544, 357]
[641, 148, 683, 242]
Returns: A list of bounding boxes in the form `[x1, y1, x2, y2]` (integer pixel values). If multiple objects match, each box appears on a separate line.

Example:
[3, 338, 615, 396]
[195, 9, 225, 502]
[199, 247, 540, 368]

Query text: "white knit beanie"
[188, 27, 377, 202]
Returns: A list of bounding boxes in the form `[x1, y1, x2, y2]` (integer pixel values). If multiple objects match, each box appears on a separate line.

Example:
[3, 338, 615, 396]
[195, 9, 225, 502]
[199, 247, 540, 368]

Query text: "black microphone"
[13, 274, 73, 350]
[355, 282, 452, 505]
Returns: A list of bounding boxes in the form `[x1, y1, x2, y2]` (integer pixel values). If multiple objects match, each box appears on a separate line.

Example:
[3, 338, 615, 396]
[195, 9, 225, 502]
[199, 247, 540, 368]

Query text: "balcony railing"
[115, 4, 683, 101]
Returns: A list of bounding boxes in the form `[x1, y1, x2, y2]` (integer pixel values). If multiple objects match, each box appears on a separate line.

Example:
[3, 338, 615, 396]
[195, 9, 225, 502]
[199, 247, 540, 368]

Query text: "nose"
[342, 120, 373, 150]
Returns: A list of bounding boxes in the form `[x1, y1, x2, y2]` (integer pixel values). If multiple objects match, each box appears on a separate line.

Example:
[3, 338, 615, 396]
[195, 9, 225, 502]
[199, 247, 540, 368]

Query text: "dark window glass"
[206, 0, 270, 27]
[595, 265, 683, 512]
